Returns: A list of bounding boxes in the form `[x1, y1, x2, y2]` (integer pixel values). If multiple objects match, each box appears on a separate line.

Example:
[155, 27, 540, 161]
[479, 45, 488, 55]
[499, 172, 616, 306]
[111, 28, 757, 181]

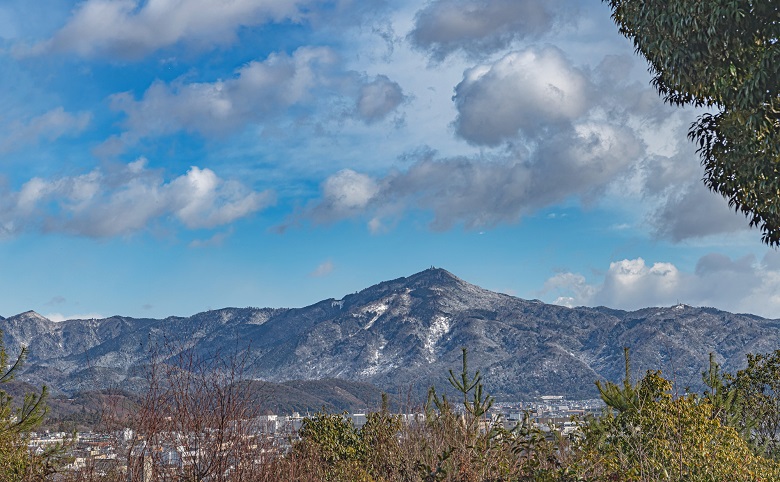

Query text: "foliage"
[604, 0, 780, 245]
[292, 347, 557, 481]
[728, 349, 780, 458]
[297, 412, 368, 465]
[0, 332, 58, 481]
[701, 352, 753, 440]
[291, 401, 407, 481]
[359, 395, 407, 478]
[419, 347, 572, 481]
[580, 348, 780, 481]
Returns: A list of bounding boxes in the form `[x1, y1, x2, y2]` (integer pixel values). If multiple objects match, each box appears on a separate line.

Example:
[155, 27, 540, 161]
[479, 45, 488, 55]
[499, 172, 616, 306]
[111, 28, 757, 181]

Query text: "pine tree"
[0, 331, 51, 480]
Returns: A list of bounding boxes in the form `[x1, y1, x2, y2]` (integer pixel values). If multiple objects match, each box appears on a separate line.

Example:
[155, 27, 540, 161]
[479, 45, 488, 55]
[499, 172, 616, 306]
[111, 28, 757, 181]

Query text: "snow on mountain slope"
[2, 268, 779, 399]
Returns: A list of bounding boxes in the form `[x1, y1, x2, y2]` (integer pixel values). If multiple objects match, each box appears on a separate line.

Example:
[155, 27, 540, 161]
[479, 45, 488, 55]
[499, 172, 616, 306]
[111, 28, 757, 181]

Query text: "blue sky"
[0, 0, 778, 321]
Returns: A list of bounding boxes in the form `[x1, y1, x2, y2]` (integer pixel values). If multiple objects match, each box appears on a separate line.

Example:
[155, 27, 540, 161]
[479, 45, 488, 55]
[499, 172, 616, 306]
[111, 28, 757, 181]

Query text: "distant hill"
[2, 268, 780, 400]
[247, 379, 385, 414]
[23, 378, 384, 431]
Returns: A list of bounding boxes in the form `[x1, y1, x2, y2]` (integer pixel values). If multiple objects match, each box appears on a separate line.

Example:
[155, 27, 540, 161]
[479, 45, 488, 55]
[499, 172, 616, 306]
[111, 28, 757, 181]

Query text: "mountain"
[2, 268, 779, 400]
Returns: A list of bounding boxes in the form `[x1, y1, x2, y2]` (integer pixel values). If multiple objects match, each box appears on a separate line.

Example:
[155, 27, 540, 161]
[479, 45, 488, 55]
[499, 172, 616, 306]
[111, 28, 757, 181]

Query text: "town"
[29, 396, 604, 478]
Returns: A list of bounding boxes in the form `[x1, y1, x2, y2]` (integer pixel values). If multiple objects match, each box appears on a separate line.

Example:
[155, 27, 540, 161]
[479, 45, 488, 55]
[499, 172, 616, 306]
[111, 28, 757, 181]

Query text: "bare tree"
[85, 341, 272, 482]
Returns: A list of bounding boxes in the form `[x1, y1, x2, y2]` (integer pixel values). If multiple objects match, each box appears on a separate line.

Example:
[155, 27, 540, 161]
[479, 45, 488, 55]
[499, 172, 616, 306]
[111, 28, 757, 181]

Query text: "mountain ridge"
[2, 267, 779, 399]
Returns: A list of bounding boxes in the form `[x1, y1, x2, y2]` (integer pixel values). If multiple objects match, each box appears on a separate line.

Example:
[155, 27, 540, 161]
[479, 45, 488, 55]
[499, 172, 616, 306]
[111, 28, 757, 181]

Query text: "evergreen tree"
[701, 352, 753, 441]
[0, 332, 51, 480]
[729, 350, 780, 459]
[579, 348, 780, 481]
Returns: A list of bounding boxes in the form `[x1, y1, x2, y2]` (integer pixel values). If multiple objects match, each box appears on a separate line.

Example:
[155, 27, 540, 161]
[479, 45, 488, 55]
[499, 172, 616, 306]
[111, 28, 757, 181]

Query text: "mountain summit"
[2, 268, 779, 399]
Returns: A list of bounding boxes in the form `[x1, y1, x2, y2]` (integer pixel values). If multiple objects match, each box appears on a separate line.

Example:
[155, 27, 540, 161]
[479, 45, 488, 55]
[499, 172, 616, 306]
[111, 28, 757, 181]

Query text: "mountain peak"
[16, 310, 50, 322]
[407, 266, 462, 285]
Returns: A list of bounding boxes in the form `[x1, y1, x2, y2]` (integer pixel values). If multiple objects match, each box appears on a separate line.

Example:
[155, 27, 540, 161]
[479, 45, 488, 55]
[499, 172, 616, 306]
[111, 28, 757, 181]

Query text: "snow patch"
[247, 311, 272, 325]
[361, 302, 389, 330]
[424, 315, 450, 363]
[361, 339, 393, 376]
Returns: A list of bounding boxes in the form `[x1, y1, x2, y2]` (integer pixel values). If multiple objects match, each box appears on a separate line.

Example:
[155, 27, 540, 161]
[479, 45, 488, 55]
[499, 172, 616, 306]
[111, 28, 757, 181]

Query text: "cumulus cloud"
[444, 46, 752, 242]
[29, 0, 390, 59]
[106, 47, 404, 146]
[541, 254, 780, 318]
[452, 47, 592, 145]
[355, 75, 405, 123]
[307, 169, 380, 222]
[650, 181, 750, 241]
[0, 107, 91, 152]
[296, 47, 647, 231]
[300, 119, 641, 231]
[0, 159, 274, 238]
[212, 37, 741, 244]
[286, 44, 753, 244]
[111, 47, 339, 139]
[596, 258, 682, 309]
[38, 0, 317, 59]
[541, 272, 596, 308]
[409, 0, 563, 60]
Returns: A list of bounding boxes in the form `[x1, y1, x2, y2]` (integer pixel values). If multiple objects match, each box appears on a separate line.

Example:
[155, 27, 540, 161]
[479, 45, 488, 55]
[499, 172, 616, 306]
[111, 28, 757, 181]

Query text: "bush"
[575, 350, 780, 481]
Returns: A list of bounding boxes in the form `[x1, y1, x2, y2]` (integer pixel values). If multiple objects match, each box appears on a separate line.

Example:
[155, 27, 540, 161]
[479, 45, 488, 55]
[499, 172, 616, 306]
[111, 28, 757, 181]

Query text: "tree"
[701, 353, 756, 434]
[580, 349, 780, 481]
[604, 0, 780, 245]
[290, 397, 405, 481]
[118, 345, 266, 482]
[293, 412, 373, 482]
[728, 350, 780, 459]
[0, 333, 53, 480]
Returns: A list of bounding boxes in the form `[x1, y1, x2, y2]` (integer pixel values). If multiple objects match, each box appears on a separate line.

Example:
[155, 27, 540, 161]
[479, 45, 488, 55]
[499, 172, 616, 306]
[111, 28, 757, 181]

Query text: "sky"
[0, 0, 778, 321]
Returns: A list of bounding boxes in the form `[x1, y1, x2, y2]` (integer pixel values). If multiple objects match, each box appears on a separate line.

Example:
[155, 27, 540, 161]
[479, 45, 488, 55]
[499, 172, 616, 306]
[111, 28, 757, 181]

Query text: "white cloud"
[409, 0, 565, 61]
[355, 75, 405, 123]
[289, 41, 756, 244]
[300, 117, 641, 231]
[106, 47, 404, 147]
[541, 272, 596, 308]
[169, 166, 269, 229]
[597, 258, 681, 308]
[0, 107, 91, 152]
[0, 159, 274, 238]
[650, 181, 750, 241]
[307, 169, 380, 223]
[357, 48, 635, 226]
[110, 47, 340, 139]
[542, 254, 780, 318]
[40, 0, 316, 59]
[310, 259, 335, 277]
[453, 47, 590, 145]
[29, 0, 390, 59]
